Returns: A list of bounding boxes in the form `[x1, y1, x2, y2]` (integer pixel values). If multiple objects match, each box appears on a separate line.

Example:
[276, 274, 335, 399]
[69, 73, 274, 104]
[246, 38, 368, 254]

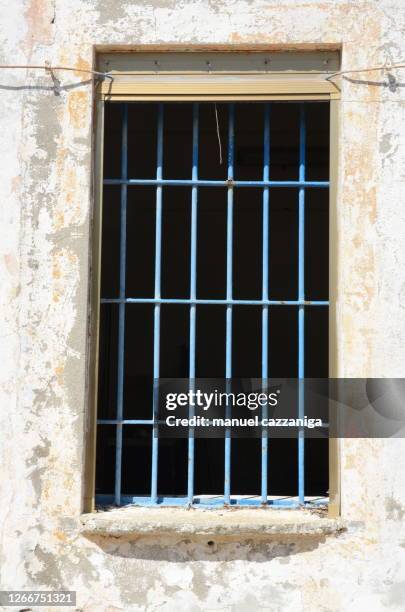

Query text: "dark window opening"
[96, 101, 330, 505]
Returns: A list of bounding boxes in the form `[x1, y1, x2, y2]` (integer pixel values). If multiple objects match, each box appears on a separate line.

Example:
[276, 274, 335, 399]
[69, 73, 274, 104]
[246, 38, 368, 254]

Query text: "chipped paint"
[0, 0, 405, 610]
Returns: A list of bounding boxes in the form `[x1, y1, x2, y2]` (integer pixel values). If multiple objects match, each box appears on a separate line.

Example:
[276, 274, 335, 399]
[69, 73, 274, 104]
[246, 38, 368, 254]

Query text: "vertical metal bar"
[328, 99, 340, 518]
[261, 104, 270, 504]
[188, 103, 199, 505]
[298, 104, 306, 505]
[151, 103, 164, 503]
[224, 104, 234, 504]
[115, 103, 128, 506]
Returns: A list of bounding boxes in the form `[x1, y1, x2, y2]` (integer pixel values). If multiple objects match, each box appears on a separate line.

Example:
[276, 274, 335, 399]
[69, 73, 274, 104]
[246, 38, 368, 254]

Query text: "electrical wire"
[325, 62, 405, 81]
[0, 64, 111, 79]
[0, 61, 404, 87]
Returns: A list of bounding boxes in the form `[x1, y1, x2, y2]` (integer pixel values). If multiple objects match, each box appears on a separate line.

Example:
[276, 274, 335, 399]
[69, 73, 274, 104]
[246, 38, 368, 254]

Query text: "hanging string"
[214, 103, 223, 165]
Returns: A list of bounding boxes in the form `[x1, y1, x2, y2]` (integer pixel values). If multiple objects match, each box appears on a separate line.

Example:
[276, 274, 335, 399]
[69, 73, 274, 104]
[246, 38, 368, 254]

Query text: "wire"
[326, 62, 405, 81]
[0, 60, 404, 88]
[0, 64, 112, 79]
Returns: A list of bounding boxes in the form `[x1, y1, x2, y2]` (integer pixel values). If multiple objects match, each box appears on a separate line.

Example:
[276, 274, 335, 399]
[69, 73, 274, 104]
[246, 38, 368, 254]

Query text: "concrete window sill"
[80, 507, 346, 541]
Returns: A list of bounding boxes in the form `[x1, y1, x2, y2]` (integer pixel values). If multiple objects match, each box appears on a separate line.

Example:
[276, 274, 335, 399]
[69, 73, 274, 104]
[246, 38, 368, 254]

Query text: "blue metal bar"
[100, 419, 329, 428]
[151, 104, 164, 503]
[98, 420, 154, 425]
[97, 494, 328, 508]
[188, 103, 199, 505]
[261, 104, 270, 505]
[298, 104, 306, 505]
[104, 178, 329, 188]
[224, 104, 234, 504]
[102, 298, 329, 306]
[114, 104, 128, 506]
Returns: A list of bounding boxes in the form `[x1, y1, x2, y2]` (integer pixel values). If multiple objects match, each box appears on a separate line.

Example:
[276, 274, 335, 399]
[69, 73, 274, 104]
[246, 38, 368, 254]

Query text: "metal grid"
[97, 101, 329, 508]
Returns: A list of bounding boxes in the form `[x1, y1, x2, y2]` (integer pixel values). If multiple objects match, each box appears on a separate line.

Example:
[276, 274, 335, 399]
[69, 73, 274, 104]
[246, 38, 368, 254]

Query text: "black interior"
[96, 101, 329, 500]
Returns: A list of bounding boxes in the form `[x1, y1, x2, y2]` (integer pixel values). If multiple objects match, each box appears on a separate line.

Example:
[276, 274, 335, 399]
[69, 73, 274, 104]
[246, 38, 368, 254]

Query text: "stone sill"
[80, 507, 346, 541]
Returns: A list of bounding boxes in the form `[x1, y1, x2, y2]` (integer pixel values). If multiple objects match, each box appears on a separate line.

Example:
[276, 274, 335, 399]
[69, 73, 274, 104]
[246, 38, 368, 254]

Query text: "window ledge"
[80, 507, 346, 541]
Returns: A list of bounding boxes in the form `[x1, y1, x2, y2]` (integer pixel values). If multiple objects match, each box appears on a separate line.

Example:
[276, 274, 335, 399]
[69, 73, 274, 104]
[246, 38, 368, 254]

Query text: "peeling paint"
[0, 0, 405, 610]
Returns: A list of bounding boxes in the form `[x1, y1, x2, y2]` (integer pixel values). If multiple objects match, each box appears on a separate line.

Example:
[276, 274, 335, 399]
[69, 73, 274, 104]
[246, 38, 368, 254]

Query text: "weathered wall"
[1, 1, 405, 610]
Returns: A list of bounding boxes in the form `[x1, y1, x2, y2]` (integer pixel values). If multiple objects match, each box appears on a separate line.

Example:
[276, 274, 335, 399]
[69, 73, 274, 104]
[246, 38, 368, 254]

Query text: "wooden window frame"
[84, 50, 341, 517]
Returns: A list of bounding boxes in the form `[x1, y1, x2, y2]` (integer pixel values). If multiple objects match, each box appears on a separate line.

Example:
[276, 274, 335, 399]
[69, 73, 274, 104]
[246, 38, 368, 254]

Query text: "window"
[89, 53, 338, 510]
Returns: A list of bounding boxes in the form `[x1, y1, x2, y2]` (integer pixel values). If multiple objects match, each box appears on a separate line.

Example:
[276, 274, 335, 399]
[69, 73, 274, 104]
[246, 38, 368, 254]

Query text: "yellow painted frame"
[84, 51, 341, 516]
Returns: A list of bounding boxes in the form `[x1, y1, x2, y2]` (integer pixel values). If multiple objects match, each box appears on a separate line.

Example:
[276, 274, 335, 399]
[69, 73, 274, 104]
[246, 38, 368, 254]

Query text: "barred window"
[95, 96, 330, 508]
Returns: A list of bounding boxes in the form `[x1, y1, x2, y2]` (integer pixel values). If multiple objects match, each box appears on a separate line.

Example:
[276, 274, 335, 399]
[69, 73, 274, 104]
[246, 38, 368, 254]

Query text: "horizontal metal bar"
[96, 494, 329, 508]
[98, 420, 154, 425]
[97, 419, 330, 428]
[101, 298, 329, 306]
[104, 178, 329, 188]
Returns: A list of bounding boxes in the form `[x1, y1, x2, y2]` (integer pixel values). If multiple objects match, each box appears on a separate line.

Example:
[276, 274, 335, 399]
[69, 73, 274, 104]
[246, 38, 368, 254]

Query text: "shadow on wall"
[82, 533, 330, 562]
[0, 77, 97, 93]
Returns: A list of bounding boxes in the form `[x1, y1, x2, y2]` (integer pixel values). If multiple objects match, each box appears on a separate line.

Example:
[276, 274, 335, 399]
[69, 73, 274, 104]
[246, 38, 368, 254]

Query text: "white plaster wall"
[0, 1, 405, 610]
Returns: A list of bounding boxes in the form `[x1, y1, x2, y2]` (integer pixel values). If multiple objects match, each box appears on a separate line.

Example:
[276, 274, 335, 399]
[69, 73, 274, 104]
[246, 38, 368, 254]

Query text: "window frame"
[84, 50, 341, 517]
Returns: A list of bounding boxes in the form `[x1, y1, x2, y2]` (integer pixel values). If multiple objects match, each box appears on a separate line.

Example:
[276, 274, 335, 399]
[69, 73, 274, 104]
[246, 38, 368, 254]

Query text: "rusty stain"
[53, 259, 61, 279]
[74, 55, 92, 76]
[53, 530, 68, 542]
[24, 0, 54, 56]
[67, 91, 87, 130]
[4, 253, 18, 276]
[55, 364, 64, 383]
